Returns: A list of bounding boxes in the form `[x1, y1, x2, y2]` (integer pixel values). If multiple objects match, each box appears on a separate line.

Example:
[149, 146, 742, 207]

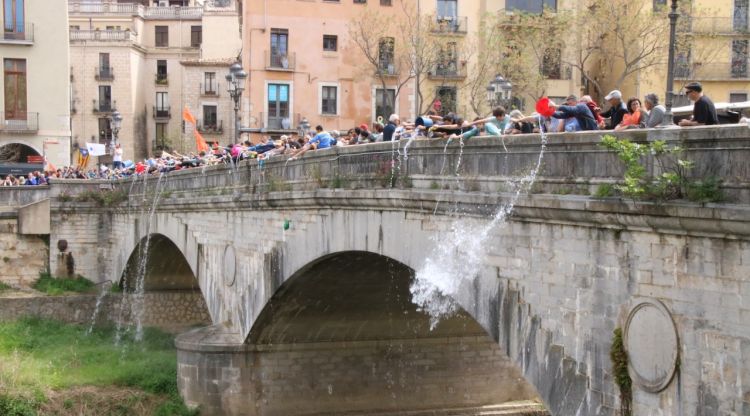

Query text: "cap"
[605, 90, 622, 101]
[280, 135, 288, 140]
[685, 82, 702, 93]
[565, 94, 578, 102]
[359, 124, 369, 131]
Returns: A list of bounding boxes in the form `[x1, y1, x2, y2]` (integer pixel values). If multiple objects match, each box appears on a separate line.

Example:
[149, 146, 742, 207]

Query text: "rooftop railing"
[68, 1, 203, 19]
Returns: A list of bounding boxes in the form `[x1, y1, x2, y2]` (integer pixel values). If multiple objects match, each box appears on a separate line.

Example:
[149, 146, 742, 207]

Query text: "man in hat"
[600, 90, 629, 130]
[679, 82, 718, 126]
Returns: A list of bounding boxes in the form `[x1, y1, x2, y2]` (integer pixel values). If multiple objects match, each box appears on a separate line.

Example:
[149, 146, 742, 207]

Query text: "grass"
[0, 281, 12, 292]
[0, 317, 197, 416]
[32, 273, 96, 296]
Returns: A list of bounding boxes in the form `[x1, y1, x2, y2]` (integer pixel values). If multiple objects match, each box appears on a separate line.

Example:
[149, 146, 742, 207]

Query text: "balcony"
[70, 29, 136, 42]
[153, 106, 172, 120]
[265, 51, 295, 71]
[155, 74, 168, 86]
[0, 112, 39, 133]
[375, 63, 398, 77]
[200, 82, 220, 97]
[430, 16, 468, 35]
[95, 66, 114, 81]
[674, 62, 750, 80]
[93, 99, 116, 114]
[427, 63, 466, 79]
[542, 65, 573, 81]
[678, 16, 750, 34]
[68, 1, 203, 20]
[197, 120, 223, 134]
[1, 23, 34, 45]
[143, 6, 203, 19]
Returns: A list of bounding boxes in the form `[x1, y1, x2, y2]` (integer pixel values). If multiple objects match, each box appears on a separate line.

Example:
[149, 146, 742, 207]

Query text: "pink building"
[243, 0, 416, 140]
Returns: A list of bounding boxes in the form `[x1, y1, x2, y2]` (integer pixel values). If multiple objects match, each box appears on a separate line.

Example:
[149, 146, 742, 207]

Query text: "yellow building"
[0, 0, 72, 169]
[68, 0, 242, 163]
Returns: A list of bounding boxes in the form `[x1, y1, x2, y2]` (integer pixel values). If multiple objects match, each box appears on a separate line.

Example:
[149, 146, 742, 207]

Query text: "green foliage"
[74, 189, 128, 207]
[0, 318, 197, 415]
[0, 281, 12, 292]
[32, 272, 95, 296]
[266, 175, 292, 192]
[600, 135, 721, 203]
[329, 174, 350, 189]
[594, 184, 616, 198]
[430, 181, 440, 190]
[57, 192, 73, 202]
[610, 328, 632, 416]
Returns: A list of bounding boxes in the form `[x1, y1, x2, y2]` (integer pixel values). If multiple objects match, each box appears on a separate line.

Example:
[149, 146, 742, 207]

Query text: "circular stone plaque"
[624, 299, 679, 393]
[222, 245, 236, 287]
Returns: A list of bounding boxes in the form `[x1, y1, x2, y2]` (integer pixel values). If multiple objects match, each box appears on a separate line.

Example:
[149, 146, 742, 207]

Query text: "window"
[436, 87, 457, 114]
[98, 85, 111, 111]
[204, 72, 216, 94]
[653, 0, 667, 11]
[203, 105, 218, 129]
[506, 0, 556, 13]
[267, 83, 290, 129]
[321, 86, 337, 115]
[155, 123, 168, 150]
[378, 37, 395, 74]
[354, 0, 366, 3]
[270, 28, 289, 68]
[437, 0, 457, 18]
[156, 60, 167, 83]
[734, 0, 749, 31]
[731, 39, 748, 78]
[436, 42, 458, 75]
[155, 92, 169, 117]
[3, 0, 25, 38]
[541, 48, 562, 79]
[191, 25, 202, 47]
[99, 53, 111, 78]
[323, 35, 338, 52]
[380, 0, 391, 5]
[70, 25, 80, 30]
[99, 118, 112, 145]
[730, 92, 748, 102]
[155, 25, 168, 47]
[3, 58, 26, 119]
[375, 88, 395, 122]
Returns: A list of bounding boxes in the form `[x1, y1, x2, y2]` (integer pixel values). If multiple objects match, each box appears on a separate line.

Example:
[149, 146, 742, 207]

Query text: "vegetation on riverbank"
[0, 317, 197, 416]
[32, 273, 96, 295]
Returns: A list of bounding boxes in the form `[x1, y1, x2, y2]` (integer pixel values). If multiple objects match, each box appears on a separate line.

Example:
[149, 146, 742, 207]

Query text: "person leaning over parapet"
[678, 82, 719, 127]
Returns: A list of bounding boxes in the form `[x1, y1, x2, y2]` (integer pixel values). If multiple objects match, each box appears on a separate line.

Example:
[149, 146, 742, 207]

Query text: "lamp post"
[661, 0, 680, 126]
[225, 62, 247, 141]
[110, 109, 122, 153]
[298, 117, 310, 138]
[486, 75, 512, 109]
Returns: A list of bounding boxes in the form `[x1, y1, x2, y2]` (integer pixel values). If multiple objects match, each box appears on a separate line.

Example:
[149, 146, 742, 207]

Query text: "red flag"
[182, 106, 197, 125]
[194, 130, 209, 153]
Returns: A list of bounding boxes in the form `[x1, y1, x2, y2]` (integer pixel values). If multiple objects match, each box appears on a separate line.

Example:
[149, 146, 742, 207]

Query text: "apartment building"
[68, 0, 241, 164]
[1, 0, 72, 169]
[243, 0, 417, 139]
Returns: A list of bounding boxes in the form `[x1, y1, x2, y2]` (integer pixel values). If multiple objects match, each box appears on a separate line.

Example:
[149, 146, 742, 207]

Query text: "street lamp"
[486, 75, 512, 109]
[110, 109, 122, 152]
[298, 117, 310, 138]
[226, 62, 247, 141]
[661, 0, 680, 126]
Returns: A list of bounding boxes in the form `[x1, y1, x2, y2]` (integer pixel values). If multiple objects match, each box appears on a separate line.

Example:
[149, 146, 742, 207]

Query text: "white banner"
[85, 142, 107, 157]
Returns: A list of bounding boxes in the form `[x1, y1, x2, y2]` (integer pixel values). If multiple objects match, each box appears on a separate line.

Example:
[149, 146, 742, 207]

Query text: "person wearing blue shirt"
[290, 125, 333, 160]
[551, 102, 599, 131]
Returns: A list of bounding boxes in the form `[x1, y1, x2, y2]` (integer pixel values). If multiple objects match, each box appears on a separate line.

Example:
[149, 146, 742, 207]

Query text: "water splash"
[411, 121, 548, 328]
[86, 280, 113, 335]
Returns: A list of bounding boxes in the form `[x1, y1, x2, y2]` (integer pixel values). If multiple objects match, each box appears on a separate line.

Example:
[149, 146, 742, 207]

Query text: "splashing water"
[411, 120, 548, 329]
[86, 280, 113, 335]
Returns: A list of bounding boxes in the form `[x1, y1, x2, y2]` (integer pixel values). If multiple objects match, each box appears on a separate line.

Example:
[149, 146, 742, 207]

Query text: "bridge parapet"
[112, 125, 750, 204]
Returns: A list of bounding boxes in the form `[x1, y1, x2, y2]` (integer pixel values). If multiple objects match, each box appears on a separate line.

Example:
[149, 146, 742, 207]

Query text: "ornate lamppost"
[225, 62, 247, 141]
[661, 0, 680, 126]
[110, 109, 122, 152]
[486, 75, 513, 109]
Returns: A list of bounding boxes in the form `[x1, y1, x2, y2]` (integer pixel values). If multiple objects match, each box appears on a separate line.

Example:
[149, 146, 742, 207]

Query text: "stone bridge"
[43, 126, 750, 415]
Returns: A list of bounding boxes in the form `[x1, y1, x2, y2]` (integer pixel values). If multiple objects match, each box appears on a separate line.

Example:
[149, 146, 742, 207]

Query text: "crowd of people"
[4, 81, 741, 186]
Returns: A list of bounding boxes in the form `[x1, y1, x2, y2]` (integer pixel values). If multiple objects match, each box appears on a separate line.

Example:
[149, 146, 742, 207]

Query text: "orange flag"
[183, 106, 196, 125]
[194, 130, 209, 153]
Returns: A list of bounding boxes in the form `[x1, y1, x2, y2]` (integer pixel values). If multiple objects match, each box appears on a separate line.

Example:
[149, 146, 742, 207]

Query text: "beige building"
[68, 0, 242, 164]
[1, 0, 72, 169]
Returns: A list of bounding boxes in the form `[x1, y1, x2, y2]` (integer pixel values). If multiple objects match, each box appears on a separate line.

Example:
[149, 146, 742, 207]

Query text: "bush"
[32, 273, 95, 295]
[686, 177, 724, 203]
[594, 184, 616, 198]
[0, 281, 12, 292]
[0, 394, 39, 416]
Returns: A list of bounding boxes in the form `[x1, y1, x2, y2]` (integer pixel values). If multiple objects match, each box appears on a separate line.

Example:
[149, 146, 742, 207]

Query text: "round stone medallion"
[624, 299, 679, 393]
[223, 245, 236, 287]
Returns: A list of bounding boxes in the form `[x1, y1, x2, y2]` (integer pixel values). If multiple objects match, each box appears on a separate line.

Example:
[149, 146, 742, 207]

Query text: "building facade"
[68, 0, 242, 165]
[1, 0, 72, 169]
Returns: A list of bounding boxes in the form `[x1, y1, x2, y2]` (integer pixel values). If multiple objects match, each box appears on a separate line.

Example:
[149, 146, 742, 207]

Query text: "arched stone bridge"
[47, 126, 750, 416]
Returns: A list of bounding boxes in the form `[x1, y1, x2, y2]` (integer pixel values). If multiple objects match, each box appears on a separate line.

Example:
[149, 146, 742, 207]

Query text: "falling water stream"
[411, 120, 548, 328]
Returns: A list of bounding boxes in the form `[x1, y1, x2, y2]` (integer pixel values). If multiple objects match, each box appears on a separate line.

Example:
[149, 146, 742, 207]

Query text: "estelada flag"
[182, 106, 197, 125]
[194, 129, 209, 153]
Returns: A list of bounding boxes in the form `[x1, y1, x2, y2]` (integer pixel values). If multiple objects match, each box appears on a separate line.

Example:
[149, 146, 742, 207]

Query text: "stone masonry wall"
[0, 218, 48, 287]
[0, 291, 211, 330]
[177, 334, 539, 416]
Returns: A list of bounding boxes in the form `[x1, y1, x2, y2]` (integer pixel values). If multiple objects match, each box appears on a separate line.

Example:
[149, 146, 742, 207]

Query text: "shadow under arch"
[120, 233, 210, 329]
[246, 250, 545, 415]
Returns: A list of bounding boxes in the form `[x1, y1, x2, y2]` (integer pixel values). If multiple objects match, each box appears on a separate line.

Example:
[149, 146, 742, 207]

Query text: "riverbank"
[0, 317, 197, 416]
